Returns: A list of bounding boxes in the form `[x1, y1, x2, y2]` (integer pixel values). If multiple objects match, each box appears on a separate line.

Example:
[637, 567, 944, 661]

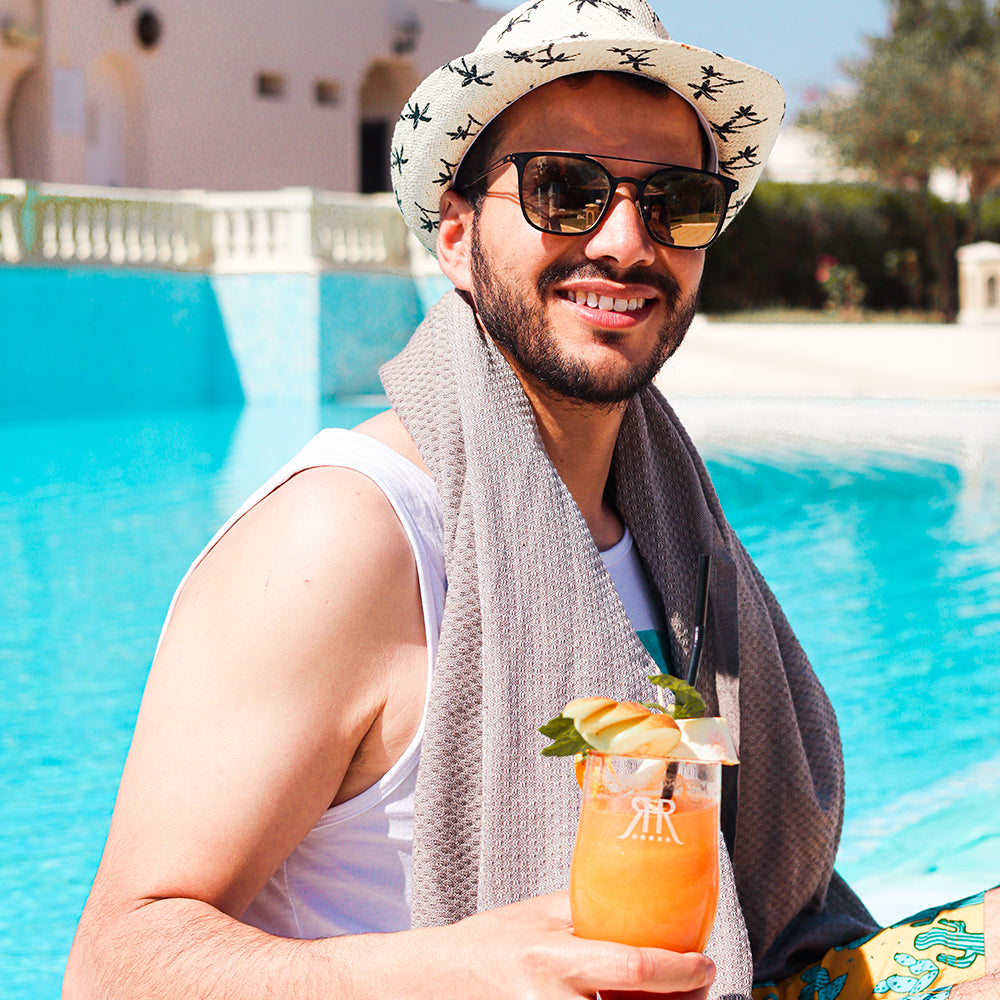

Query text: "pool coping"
[657, 318, 1000, 403]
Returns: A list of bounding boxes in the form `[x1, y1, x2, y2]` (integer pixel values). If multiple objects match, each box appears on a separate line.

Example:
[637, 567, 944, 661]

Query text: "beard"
[469, 225, 698, 405]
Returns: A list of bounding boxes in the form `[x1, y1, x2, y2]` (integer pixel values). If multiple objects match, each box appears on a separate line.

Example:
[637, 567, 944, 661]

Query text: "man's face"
[463, 74, 708, 406]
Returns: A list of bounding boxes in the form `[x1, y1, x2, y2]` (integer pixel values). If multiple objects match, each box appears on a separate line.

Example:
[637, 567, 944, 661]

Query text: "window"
[314, 79, 341, 107]
[257, 72, 286, 99]
[136, 10, 162, 49]
[987, 274, 998, 309]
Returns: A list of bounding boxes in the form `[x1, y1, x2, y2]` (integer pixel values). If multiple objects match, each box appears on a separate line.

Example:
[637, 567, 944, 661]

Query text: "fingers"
[451, 893, 715, 1000]
[582, 941, 715, 997]
[600, 986, 709, 1000]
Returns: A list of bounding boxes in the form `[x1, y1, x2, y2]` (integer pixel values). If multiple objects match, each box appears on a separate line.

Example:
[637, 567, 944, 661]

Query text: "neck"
[511, 370, 628, 551]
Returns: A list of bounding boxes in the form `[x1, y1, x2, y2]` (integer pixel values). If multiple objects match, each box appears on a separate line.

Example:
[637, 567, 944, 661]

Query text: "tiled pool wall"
[0, 266, 451, 417]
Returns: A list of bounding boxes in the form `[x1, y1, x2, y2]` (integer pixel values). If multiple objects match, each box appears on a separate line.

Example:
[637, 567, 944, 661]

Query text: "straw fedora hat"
[391, 0, 785, 255]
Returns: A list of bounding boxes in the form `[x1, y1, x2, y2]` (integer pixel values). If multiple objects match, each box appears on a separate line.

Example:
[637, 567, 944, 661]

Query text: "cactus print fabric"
[753, 889, 991, 1000]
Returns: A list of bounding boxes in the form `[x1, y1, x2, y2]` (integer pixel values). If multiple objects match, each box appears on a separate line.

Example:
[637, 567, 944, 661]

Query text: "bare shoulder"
[230, 460, 417, 575]
[164, 460, 426, 745]
[93, 459, 427, 919]
[166, 461, 421, 662]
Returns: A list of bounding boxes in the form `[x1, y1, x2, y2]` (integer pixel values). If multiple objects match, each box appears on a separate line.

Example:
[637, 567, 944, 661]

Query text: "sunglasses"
[460, 151, 738, 250]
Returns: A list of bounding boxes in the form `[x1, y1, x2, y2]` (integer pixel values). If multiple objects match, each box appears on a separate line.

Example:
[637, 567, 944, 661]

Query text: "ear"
[436, 189, 474, 292]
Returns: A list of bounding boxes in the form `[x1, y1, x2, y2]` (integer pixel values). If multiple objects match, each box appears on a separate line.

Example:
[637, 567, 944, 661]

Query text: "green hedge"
[701, 181, 1000, 317]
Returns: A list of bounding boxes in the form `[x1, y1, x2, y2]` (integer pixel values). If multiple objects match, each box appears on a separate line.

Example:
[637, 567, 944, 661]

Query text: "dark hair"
[453, 71, 714, 209]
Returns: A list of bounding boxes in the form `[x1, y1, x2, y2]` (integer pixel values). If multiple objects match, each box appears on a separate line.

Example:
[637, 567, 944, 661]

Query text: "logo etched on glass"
[618, 796, 683, 843]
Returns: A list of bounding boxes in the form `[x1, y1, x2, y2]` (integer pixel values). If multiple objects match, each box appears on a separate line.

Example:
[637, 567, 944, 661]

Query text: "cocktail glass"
[570, 752, 720, 952]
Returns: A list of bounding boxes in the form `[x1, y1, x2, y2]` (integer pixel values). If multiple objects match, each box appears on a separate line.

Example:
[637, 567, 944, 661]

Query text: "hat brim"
[392, 33, 785, 256]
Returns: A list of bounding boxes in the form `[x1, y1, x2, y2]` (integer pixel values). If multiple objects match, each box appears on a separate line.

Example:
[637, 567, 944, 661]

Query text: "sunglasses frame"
[460, 150, 739, 250]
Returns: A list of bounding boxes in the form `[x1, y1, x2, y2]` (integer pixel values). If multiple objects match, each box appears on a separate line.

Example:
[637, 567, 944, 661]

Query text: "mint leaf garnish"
[538, 715, 589, 757]
[648, 674, 707, 719]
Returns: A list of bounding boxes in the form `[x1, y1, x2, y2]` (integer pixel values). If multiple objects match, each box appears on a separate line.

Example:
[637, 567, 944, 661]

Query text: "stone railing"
[0, 181, 434, 275]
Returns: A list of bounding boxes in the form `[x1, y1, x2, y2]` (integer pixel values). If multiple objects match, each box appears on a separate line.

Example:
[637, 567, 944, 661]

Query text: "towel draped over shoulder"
[380, 290, 877, 991]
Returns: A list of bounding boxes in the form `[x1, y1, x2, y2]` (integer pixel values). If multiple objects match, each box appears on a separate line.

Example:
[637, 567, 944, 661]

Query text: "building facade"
[0, 0, 498, 192]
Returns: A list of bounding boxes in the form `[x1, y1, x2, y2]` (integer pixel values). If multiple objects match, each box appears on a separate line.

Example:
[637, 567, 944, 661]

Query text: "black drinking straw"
[685, 554, 712, 686]
[662, 554, 712, 799]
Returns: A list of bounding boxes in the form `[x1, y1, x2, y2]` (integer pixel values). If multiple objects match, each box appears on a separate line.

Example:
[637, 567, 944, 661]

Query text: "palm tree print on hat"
[688, 65, 745, 102]
[719, 145, 761, 172]
[401, 101, 432, 129]
[504, 43, 580, 68]
[445, 115, 485, 144]
[434, 158, 459, 188]
[497, 3, 544, 39]
[570, 0, 635, 18]
[446, 58, 495, 88]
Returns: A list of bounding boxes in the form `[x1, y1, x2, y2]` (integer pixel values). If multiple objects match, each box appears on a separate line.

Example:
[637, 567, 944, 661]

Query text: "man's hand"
[408, 892, 715, 1000]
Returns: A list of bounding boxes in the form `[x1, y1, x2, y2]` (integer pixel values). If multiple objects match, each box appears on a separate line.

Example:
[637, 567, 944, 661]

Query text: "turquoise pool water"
[2, 400, 999, 995]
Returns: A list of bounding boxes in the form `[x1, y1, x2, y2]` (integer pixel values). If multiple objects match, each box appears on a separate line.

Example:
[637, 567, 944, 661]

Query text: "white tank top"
[171, 430, 667, 939]
[157, 429, 445, 940]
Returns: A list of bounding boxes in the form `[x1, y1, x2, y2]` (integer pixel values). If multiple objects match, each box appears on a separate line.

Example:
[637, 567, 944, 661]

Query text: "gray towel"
[380, 290, 877, 991]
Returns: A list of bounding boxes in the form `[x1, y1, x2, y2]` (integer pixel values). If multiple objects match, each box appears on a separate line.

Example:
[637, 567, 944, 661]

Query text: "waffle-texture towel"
[380, 290, 877, 990]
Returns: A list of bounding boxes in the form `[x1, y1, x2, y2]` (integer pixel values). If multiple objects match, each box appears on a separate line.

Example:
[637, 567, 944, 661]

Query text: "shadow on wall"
[0, 266, 244, 419]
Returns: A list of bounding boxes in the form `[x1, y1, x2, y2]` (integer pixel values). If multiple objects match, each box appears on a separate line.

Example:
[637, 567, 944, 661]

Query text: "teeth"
[570, 291, 646, 313]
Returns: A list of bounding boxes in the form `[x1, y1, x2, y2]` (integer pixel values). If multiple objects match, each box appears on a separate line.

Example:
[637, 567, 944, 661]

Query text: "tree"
[801, 0, 1000, 240]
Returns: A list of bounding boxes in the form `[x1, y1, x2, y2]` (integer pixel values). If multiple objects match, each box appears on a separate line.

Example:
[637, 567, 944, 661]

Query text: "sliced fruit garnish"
[540, 696, 737, 763]
[572, 699, 680, 756]
[562, 696, 618, 720]
[573, 700, 650, 738]
[599, 713, 682, 756]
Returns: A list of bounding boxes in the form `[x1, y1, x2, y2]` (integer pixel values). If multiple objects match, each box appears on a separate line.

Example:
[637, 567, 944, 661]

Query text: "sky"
[477, 0, 893, 119]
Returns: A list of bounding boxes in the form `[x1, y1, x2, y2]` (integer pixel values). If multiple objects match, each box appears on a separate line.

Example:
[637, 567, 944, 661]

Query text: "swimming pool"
[2, 397, 998, 995]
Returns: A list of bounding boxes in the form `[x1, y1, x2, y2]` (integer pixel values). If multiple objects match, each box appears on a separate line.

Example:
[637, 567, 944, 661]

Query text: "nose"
[583, 185, 657, 269]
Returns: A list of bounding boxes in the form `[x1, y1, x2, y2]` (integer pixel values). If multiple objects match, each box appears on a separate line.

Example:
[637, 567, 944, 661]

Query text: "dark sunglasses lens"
[520, 155, 609, 235]
[643, 170, 728, 248]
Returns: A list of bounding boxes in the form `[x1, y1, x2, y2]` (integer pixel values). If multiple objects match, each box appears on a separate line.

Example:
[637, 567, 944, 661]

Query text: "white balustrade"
[0, 181, 419, 275]
[0, 181, 26, 263]
[313, 193, 407, 268]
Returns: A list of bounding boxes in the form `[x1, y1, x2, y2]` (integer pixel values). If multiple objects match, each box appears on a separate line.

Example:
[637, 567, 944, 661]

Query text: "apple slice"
[603, 713, 681, 756]
[574, 700, 650, 740]
[562, 697, 618, 721]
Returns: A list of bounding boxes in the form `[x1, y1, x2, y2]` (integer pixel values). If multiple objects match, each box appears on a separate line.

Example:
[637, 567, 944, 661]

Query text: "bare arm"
[63, 466, 713, 999]
[68, 891, 713, 999]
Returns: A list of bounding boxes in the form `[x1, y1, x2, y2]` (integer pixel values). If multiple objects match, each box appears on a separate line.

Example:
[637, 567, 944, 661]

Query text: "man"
[64, 2, 997, 998]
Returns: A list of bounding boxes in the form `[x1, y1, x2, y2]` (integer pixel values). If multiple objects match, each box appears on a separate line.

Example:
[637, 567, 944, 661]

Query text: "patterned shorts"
[752, 890, 990, 1000]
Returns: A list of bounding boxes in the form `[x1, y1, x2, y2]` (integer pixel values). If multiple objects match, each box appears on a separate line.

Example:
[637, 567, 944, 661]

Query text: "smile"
[560, 290, 647, 314]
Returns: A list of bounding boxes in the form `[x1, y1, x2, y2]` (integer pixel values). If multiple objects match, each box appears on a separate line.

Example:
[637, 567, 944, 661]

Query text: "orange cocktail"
[570, 753, 720, 952]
